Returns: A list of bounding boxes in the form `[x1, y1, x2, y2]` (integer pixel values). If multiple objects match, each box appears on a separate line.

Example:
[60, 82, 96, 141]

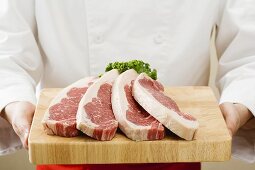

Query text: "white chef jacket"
[0, 0, 255, 163]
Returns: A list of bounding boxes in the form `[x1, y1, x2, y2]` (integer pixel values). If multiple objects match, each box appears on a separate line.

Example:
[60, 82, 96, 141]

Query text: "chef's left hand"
[220, 102, 253, 136]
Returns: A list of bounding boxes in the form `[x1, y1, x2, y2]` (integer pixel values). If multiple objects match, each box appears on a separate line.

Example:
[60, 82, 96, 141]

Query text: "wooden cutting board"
[29, 86, 231, 164]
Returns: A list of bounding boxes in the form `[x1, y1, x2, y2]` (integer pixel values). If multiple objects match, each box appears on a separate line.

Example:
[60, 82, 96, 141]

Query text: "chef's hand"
[1, 101, 35, 149]
[220, 102, 253, 136]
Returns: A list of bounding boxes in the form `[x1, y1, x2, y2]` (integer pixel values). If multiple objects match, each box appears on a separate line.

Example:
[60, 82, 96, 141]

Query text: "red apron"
[37, 163, 200, 170]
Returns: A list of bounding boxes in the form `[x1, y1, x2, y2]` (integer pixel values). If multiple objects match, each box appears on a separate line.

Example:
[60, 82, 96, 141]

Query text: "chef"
[0, 0, 254, 170]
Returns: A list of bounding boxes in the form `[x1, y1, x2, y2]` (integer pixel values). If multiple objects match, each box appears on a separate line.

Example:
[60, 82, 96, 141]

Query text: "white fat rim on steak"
[112, 69, 154, 141]
[133, 73, 199, 140]
[76, 69, 119, 137]
[41, 76, 96, 135]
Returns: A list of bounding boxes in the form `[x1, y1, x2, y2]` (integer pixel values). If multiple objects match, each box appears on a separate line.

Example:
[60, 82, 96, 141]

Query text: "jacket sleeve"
[216, 0, 255, 116]
[0, 0, 42, 155]
[0, 0, 42, 112]
[216, 0, 255, 163]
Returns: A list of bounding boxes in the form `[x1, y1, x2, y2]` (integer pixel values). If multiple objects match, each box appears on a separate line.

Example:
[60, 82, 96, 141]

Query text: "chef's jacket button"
[94, 35, 104, 44]
[0, 32, 8, 43]
[154, 34, 164, 44]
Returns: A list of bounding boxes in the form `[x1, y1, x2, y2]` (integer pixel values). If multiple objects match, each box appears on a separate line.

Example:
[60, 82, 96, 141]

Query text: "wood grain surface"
[29, 86, 231, 164]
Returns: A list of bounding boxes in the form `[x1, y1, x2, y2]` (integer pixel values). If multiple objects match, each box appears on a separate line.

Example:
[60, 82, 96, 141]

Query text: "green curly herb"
[103, 60, 157, 80]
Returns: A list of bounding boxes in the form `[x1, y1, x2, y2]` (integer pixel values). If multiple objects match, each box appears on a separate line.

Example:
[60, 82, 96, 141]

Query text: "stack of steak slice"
[76, 69, 119, 141]
[42, 68, 199, 141]
[42, 76, 96, 137]
[133, 73, 199, 140]
[112, 69, 165, 141]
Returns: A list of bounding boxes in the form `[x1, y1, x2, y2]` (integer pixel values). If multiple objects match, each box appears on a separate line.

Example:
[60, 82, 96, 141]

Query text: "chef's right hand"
[1, 101, 35, 149]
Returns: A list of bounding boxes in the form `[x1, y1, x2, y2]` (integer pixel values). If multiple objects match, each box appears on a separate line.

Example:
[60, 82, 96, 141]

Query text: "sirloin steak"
[42, 77, 96, 137]
[77, 69, 119, 141]
[133, 73, 199, 140]
[112, 69, 165, 141]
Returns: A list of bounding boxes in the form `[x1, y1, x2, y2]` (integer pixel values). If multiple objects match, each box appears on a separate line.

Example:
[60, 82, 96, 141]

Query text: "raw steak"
[42, 76, 96, 137]
[112, 69, 164, 141]
[133, 73, 199, 140]
[77, 69, 119, 141]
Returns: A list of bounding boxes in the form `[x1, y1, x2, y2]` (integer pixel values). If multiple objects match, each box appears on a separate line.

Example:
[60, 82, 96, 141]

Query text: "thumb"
[220, 103, 240, 136]
[220, 102, 253, 136]
[12, 120, 31, 149]
[4, 101, 35, 149]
